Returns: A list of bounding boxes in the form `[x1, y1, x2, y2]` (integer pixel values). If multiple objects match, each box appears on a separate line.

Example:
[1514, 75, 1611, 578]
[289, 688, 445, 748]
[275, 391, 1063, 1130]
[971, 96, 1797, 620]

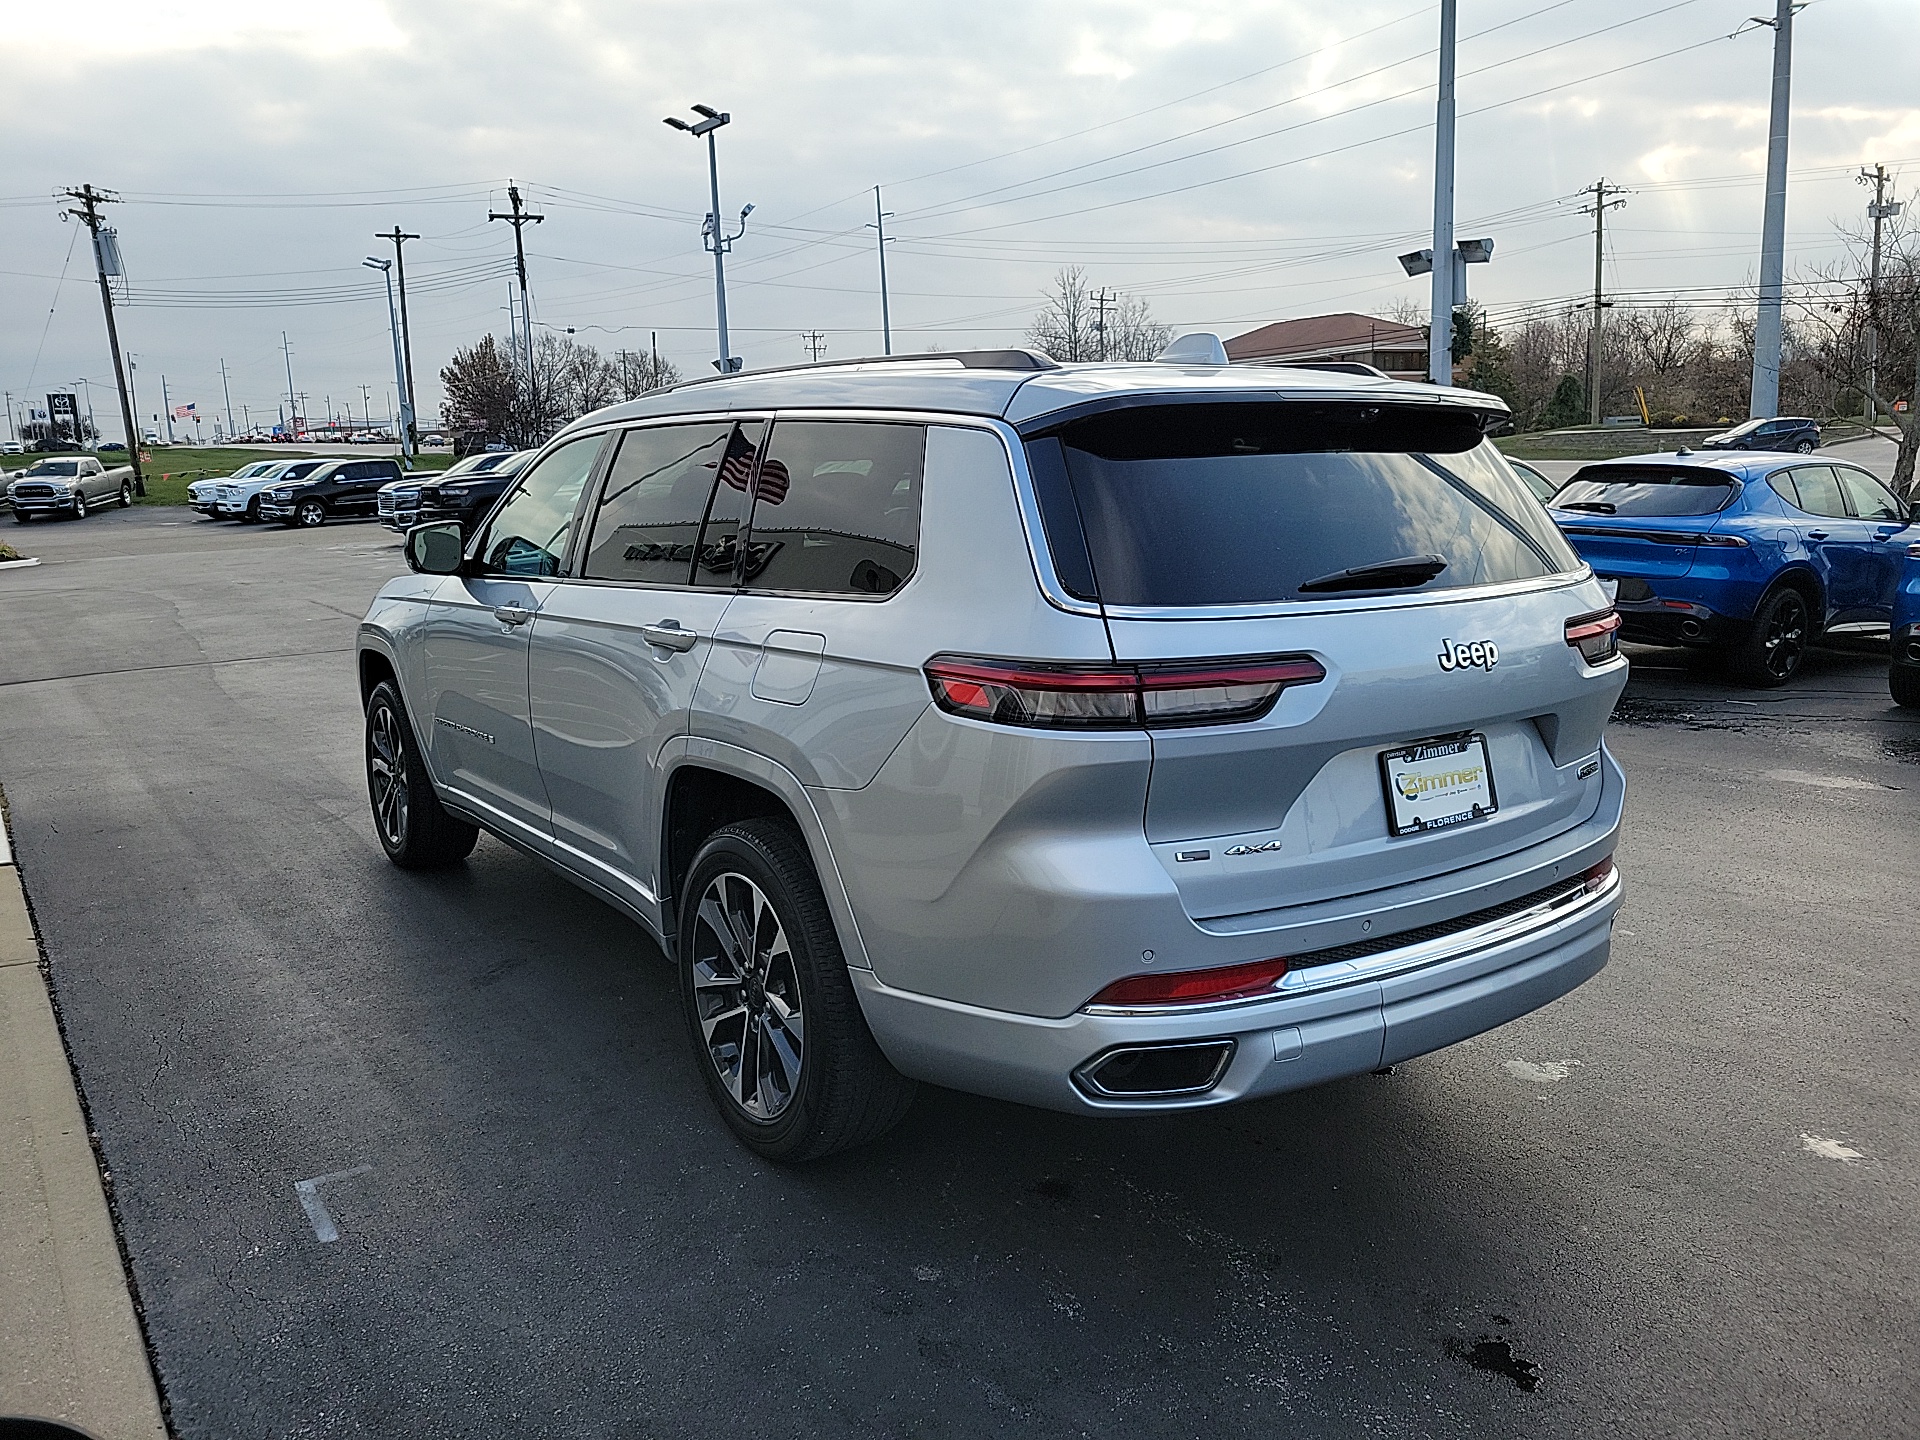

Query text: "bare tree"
[1025, 266, 1099, 362]
[1024, 267, 1171, 362]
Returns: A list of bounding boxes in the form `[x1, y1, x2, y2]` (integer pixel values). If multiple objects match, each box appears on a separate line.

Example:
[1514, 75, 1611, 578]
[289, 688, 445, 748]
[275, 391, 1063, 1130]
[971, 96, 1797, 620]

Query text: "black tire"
[118, 480, 133, 507]
[11, 511, 26, 524]
[244, 497, 261, 523]
[71, 493, 87, 520]
[1892, 665, 1920, 710]
[1726, 585, 1811, 687]
[296, 499, 327, 528]
[679, 819, 916, 1162]
[364, 680, 478, 869]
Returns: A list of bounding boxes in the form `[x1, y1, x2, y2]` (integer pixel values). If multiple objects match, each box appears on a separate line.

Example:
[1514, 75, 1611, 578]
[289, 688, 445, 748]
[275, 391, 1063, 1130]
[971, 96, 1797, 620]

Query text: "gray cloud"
[3, 0, 1916, 440]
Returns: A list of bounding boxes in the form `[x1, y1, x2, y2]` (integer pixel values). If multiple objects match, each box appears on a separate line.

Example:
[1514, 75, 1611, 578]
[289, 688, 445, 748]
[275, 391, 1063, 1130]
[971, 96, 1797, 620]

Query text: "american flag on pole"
[172, 402, 196, 420]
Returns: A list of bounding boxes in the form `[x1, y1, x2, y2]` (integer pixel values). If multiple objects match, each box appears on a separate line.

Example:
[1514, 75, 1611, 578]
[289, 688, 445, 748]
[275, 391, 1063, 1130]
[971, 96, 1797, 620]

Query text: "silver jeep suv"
[357, 346, 1627, 1161]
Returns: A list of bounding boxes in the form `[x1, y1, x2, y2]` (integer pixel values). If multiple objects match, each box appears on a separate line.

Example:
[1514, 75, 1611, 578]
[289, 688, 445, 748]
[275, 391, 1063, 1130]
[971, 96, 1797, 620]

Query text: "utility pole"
[1858, 163, 1903, 425]
[1428, 0, 1458, 385]
[869, 185, 894, 355]
[359, 383, 372, 432]
[488, 183, 544, 420]
[3, 393, 14, 445]
[1748, 0, 1798, 419]
[1580, 180, 1628, 425]
[281, 332, 299, 438]
[377, 227, 420, 451]
[61, 185, 144, 492]
[242, 403, 250, 434]
[219, 358, 235, 439]
[800, 331, 827, 362]
[1093, 287, 1114, 361]
[161, 374, 175, 443]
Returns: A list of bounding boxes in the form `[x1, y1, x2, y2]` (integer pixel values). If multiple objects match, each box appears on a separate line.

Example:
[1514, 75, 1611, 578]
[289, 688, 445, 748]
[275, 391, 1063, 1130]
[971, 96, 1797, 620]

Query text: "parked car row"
[1537, 446, 1918, 707]
[188, 457, 406, 526]
[375, 450, 532, 537]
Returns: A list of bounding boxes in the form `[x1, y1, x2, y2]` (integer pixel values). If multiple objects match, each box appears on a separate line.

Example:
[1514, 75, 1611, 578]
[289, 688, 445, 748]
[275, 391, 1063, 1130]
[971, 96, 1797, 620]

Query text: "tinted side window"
[1767, 472, 1801, 510]
[1787, 465, 1847, 518]
[581, 422, 764, 585]
[743, 422, 924, 596]
[475, 434, 604, 577]
[1838, 468, 1902, 521]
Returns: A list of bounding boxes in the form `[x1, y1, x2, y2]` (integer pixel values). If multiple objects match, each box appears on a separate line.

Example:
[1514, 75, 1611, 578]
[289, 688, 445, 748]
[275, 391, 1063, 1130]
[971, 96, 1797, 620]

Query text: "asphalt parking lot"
[3, 502, 1917, 1439]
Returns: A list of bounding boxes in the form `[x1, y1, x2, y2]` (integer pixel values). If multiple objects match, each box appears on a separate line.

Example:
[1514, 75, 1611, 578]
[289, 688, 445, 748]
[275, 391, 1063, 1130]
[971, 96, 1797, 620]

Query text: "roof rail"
[672, 347, 1061, 390]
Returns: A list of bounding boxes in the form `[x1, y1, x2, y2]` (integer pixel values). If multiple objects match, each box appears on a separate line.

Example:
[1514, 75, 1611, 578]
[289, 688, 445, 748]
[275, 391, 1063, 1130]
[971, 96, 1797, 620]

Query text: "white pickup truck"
[7, 455, 137, 521]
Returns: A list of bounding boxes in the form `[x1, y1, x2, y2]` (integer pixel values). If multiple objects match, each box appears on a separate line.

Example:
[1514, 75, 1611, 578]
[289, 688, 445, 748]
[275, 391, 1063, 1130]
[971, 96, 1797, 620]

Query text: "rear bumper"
[853, 868, 1618, 1115]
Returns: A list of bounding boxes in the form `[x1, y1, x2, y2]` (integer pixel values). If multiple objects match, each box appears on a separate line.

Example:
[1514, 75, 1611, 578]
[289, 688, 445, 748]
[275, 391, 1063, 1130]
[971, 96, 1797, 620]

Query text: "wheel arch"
[657, 741, 871, 969]
[1763, 564, 1826, 631]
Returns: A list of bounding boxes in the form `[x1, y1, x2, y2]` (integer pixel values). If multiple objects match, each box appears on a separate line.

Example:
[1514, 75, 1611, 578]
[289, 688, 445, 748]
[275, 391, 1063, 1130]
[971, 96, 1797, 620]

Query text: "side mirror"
[405, 521, 466, 575]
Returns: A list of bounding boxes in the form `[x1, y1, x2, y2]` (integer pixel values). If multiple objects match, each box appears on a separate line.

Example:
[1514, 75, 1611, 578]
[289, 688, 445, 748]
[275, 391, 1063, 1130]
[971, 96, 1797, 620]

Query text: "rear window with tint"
[1553, 466, 1738, 518]
[1024, 403, 1578, 608]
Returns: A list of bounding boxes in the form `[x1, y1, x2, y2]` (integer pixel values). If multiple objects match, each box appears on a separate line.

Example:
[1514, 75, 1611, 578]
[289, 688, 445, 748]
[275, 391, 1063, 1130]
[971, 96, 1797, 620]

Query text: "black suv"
[1699, 416, 1820, 453]
[413, 450, 531, 535]
[258, 458, 405, 528]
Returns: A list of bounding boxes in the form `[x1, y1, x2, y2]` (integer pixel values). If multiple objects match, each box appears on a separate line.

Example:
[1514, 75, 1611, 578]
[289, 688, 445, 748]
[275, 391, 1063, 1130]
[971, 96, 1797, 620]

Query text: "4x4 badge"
[1438, 638, 1499, 672]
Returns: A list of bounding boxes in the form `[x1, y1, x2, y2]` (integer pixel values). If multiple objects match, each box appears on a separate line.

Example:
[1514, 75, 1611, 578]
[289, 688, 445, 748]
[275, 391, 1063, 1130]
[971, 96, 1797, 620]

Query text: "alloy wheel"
[689, 871, 805, 1120]
[72, 493, 87, 519]
[1763, 592, 1808, 680]
[298, 500, 326, 527]
[366, 700, 409, 849]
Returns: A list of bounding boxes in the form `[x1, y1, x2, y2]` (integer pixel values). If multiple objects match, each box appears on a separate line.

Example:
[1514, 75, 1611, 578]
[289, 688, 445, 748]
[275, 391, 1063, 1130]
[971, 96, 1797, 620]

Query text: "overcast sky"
[5, 0, 1917, 442]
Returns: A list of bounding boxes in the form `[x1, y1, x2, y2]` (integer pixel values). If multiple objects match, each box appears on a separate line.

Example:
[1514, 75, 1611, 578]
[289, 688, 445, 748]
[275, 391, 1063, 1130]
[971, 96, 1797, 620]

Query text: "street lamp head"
[740, 203, 755, 220]
[1457, 237, 1495, 264]
[362, 256, 391, 272]
[1398, 248, 1435, 277]
[663, 116, 692, 131]
[691, 103, 720, 119]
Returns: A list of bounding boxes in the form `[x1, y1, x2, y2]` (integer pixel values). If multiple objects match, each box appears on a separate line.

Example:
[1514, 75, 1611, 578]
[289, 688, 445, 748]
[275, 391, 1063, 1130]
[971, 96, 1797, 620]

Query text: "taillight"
[925, 654, 1326, 730]
[1580, 854, 1615, 892]
[1087, 956, 1292, 1009]
[1565, 607, 1622, 665]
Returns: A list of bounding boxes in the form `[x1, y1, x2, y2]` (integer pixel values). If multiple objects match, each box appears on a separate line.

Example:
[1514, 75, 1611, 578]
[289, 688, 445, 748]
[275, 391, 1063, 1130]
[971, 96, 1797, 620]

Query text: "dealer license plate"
[1379, 734, 1498, 837]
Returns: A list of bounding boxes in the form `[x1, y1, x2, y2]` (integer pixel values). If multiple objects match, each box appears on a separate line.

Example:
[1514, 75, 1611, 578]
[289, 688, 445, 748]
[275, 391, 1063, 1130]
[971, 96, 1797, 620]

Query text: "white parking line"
[294, 1164, 373, 1242]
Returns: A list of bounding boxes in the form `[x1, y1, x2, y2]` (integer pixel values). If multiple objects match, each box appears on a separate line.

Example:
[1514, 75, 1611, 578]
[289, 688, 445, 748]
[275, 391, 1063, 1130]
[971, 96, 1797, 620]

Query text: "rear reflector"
[1086, 955, 1291, 1009]
[926, 654, 1325, 730]
[1581, 854, 1615, 892]
[1564, 607, 1622, 665]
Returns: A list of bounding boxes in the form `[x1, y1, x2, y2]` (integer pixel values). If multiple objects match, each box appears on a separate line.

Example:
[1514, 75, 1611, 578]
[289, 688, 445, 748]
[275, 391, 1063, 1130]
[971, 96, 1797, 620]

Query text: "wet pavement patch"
[1446, 1335, 1541, 1392]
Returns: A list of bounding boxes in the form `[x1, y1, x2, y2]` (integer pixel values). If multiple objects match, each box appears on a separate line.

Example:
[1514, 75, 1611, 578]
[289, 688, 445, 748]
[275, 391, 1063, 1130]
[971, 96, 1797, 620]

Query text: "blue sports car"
[1894, 541, 1920, 709]
[1548, 450, 1915, 686]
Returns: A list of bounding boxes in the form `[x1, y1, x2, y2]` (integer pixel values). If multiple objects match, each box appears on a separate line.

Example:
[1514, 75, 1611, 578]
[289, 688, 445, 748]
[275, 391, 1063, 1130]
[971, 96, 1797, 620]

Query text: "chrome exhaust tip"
[1074, 1040, 1235, 1100]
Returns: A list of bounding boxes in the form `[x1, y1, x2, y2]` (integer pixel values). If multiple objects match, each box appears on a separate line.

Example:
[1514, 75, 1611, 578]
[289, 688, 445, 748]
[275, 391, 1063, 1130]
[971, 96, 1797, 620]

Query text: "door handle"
[640, 620, 700, 652]
[1805, 531, 1828, 541]
[493, 603, 533, 627]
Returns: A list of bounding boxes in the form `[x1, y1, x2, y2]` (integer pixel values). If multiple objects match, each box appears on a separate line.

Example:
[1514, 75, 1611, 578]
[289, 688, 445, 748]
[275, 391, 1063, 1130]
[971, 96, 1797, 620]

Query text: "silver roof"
[562, 354, 1508, 437]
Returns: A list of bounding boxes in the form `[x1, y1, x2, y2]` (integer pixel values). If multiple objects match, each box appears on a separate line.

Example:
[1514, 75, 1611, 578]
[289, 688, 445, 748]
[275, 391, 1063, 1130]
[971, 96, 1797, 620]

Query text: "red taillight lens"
[1565, 607, 1622, 665]
[925, 654, 1326, 730]
[1087, 956, 1292, 1009]
[1580, 854, 1615, 892]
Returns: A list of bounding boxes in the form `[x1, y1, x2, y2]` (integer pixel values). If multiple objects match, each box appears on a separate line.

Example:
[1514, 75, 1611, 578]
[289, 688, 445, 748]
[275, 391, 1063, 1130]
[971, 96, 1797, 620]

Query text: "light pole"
[363, 257, 417, 466]
[1398, 237, 1492, 385]
[1427, 0, 1458, 386]
[1748, 0, 1796, 419]
[665, 104, 751, 374]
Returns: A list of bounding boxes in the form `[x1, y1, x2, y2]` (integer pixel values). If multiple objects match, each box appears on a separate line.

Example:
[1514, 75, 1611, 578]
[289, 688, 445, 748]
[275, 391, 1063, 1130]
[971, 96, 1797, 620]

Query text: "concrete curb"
[0, 821, 168, 1439]
[0, 558, 43, 570]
